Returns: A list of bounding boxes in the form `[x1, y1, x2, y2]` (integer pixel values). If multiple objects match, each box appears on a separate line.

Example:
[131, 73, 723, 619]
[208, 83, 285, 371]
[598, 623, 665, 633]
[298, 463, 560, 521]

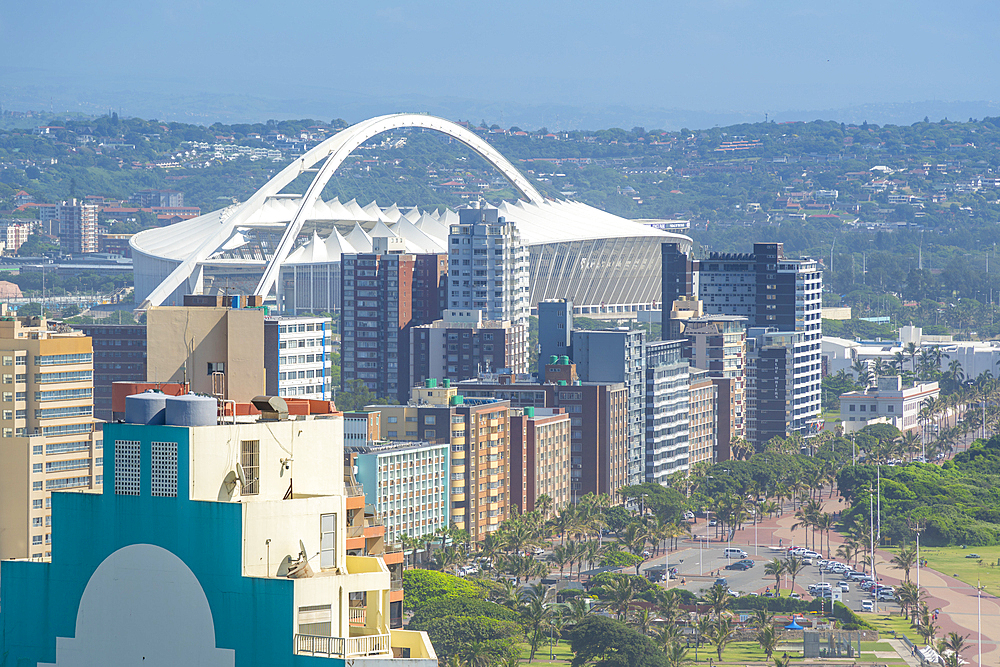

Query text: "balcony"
[294, 633, 391, 658]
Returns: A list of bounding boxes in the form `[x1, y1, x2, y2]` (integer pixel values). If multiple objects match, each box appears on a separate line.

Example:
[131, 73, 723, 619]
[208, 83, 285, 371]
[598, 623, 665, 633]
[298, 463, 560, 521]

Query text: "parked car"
[839, 581, 850, 592]
[789, 592, 801, 599]
[862, 600, 874, 612]
[714, 577, 729, 588]
[725, 560, 754, 571]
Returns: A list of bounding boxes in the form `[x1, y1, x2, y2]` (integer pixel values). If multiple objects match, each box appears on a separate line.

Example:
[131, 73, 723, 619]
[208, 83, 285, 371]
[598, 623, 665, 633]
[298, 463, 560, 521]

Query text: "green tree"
[569, 615, 669, 667]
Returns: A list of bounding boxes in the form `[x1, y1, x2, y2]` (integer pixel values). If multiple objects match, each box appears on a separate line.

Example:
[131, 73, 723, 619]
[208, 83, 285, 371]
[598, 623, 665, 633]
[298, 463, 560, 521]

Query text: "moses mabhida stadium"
[132, 113, 692, 316]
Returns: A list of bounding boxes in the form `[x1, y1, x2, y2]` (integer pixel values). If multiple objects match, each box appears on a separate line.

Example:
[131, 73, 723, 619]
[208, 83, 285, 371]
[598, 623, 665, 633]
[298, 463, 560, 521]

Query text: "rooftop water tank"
[425, 378, 438, 388]
[165, 393, 218, 427]
[559, 355, 570, 365]
[525, 406, 535, 418]
[450, 395, 464, 406]
[549, 355, 559, 365]
[443, 379, 451, 388]
[125, 391, 166, 425]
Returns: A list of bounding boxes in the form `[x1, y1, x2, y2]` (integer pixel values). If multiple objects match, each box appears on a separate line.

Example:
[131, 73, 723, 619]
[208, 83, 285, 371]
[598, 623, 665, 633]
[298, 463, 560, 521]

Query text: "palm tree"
[565, 597, 591, 625]
[836, 542, 858, 571]
[941, 632, 969, 660]
[630, 608, 656, 636]
[520, 595, 551, 663]
[764, 558, 785, 596]
[890, 545, 918, 583]
[752, 608, 775, 629]
[904, 342, 920, 374]
[620, 522, 651, 575]
[783, 555, 805, 596]
[852, 358, 872, 386]
[709, 617, 736, 661]
[815, 513, 836, 558]
[758, 624, 779, 662]
[595, 575, 638, 620]
[896, 581, 925, 620]
[663, 641, 693, 667]
[914, 602, 939, 645]
[702, 583, 734, 618]
[550, 543, 571, 578]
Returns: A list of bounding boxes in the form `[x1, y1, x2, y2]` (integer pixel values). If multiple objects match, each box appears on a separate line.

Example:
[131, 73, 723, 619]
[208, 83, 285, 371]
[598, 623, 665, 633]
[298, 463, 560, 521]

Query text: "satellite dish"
[223, 470, 238, 494]
[286, 539, 314, 579]
[235, 461, 247, 488]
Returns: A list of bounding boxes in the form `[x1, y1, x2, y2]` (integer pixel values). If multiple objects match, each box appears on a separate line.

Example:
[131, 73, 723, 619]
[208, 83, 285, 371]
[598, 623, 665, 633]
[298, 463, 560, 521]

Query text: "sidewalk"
[731, 490, 999, 667]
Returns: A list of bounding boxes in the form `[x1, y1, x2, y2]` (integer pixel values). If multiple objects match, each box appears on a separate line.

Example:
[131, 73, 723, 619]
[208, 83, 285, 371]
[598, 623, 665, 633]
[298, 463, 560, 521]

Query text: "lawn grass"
[515, 626, 917, 666]
[864, 613, 922, 643]
[914, 545, 1000, 593]
[517, 638, 574, 665]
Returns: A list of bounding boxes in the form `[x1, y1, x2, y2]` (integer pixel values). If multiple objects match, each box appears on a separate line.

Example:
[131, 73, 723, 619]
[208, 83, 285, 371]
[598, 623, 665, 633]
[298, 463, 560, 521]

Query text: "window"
[32, 499, 42, 509]
[424, 415, 436, 425]
[849, 405, 855, 412]
[115, 440, 141, 495]
[35, 353, 92, 366]
[151, 441, 178, 498]
[240, 440, 260, 495]
[424, 430, 436, 439]
[320, 513, 337, 569]
[207, 362, 225, 375]
[32, 481, 42, 491]
[47, 476, 90, 490]
[45, 459, 89, 473]
[32, 517, 42, 527]
[32, 535, 42, 545]
[32, 444, 43, 455]
[387, 416, 398, 423]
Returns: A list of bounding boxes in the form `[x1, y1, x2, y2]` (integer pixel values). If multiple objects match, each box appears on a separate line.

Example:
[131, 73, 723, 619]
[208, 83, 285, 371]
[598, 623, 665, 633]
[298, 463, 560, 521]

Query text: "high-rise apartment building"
[687, 368, 718, 466]
[76, 323, 146, 422]
[447, 206, 528, 372]
[644, 340, 690, 484]
[341, 242, 447, 402]
[537, 299, 573, 380]
[368, 382, 510, 542]
[746, 328, 820, 448]
[350, 439, 450, 545]
[57, 199, 98, 255]
[408, 310, 525, 387]
[0, 311, 101, 560]
[458, 363, 630, 499]
[570, 329, 646, 485]
[509, 407, 571, 513]
[682, 315, 748, 459]
[264, 315, 333, 400]
[661, 242, 822, 442]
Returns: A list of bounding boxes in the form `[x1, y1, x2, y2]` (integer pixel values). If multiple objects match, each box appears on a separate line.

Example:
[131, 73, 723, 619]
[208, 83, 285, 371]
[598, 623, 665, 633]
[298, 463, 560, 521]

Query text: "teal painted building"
[0, 421, 344, 667]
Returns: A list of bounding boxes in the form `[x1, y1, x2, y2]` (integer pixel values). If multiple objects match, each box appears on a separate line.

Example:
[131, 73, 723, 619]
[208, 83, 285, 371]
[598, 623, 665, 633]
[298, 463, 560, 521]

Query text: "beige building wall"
[0, 315, 100, 560]
[147, 306, 265, 402]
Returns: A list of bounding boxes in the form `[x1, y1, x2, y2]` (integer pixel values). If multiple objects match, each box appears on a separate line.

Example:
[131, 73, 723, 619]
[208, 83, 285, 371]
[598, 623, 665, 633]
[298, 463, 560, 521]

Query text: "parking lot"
[639, 541, 900, 614]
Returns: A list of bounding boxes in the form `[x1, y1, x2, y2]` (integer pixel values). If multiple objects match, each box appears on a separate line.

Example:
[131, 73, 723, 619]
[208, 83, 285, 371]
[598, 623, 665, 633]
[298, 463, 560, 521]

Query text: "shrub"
[599, 550, 644, 568]
[408, 597, 519, 629]
[402, 569, 480, 611]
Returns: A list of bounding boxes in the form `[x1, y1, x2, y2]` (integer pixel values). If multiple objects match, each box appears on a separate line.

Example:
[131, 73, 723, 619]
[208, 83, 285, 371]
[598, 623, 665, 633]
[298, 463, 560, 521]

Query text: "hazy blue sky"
[2, 0, 999, 128]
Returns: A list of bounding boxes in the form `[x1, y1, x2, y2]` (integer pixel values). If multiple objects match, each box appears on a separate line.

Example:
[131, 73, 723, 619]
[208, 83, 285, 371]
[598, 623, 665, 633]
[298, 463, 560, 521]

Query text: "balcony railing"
[344, 482, 365, 497]
[391, 577, 403, 591]
[349, 607, 366, 626]
[294, 633, 391, 658]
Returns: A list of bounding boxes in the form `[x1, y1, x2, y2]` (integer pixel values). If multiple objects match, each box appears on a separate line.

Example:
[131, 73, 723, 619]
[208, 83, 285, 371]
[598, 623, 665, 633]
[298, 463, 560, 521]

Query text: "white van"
[724, 547, 748, 559]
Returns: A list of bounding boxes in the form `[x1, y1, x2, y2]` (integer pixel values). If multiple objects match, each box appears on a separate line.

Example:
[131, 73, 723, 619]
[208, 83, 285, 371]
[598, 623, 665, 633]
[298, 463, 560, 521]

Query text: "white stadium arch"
[133, 113, 692, 314]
